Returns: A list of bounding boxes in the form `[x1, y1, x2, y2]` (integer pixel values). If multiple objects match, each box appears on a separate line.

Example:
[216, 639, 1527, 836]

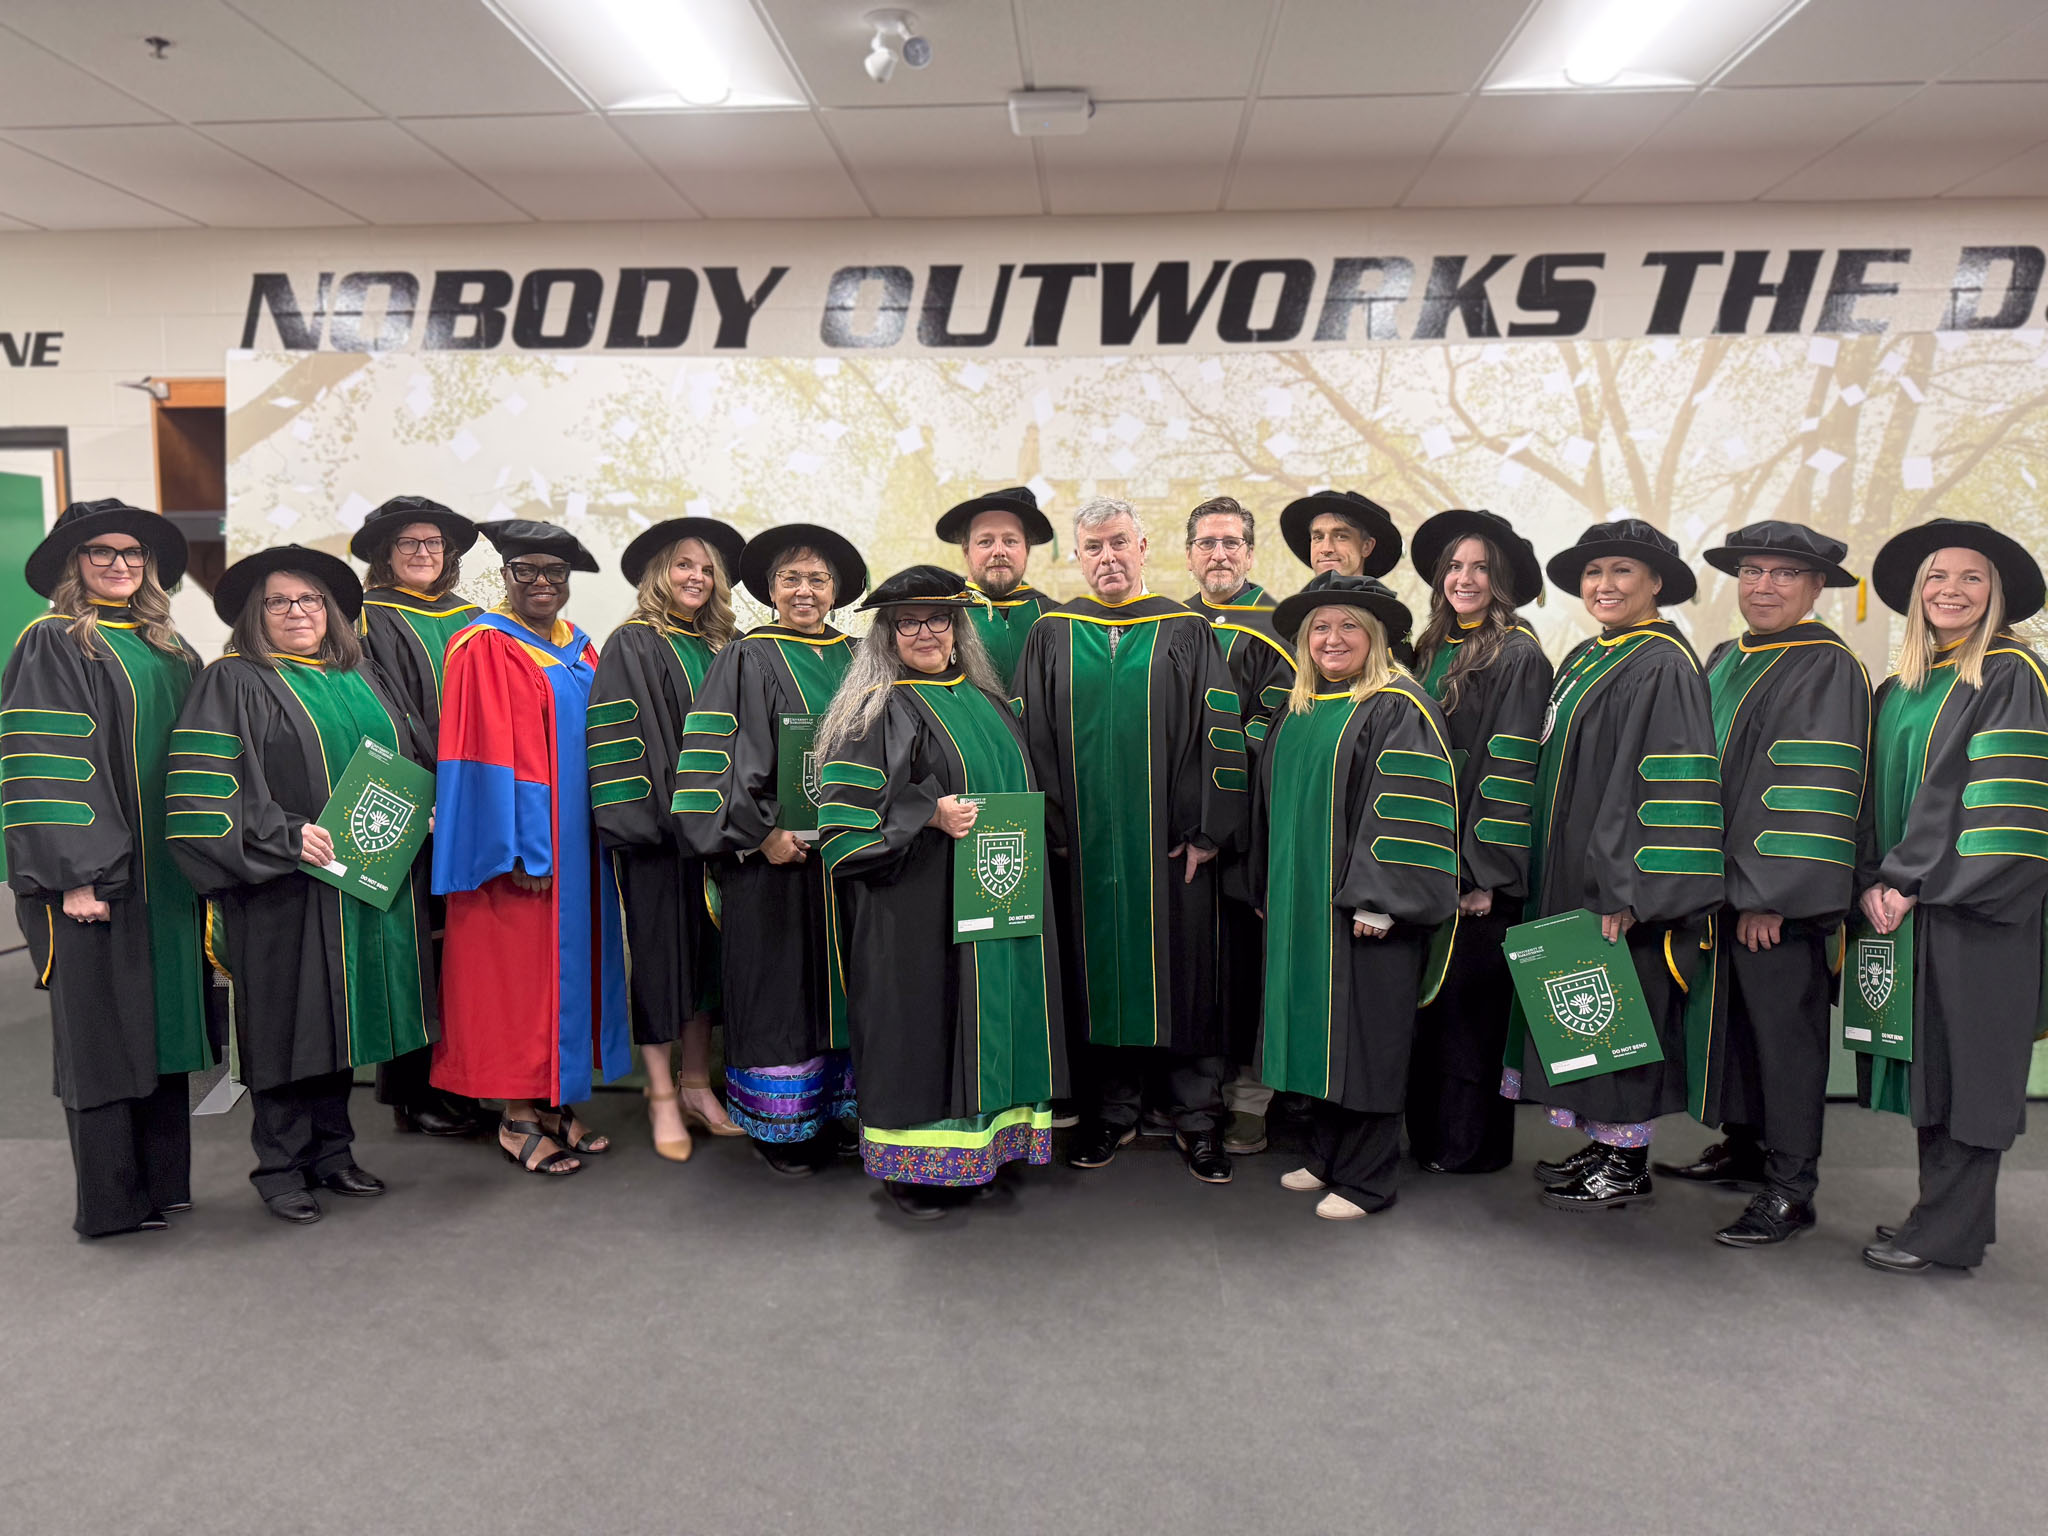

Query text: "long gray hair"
[815, 605, 1005, 762]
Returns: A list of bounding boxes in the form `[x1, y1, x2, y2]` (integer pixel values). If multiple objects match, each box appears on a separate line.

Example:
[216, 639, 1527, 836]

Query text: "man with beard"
[936, 486, 1057, 688]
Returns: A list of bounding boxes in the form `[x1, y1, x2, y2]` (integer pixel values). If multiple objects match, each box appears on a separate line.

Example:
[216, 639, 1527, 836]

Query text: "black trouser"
[1895, 1124, 2002, 1268]
[1717, 928, 1831, 1202]
[375, 1044, 480, 1118]
[1307, 1101, 1402, 1211]
[1408, 908, 1516, 1173]
[249, 1069, 357, 1200]
[65, 1073, 191, 1237]
[1080, 1045, 1224, 1136]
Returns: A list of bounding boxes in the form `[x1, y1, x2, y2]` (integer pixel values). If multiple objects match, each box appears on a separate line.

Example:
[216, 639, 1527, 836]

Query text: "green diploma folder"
[952, 791, 1045, 944]
[1842, 914, 1913, 1061]
[776, 713, 822, 837]
[1504, 908, 1664, 1085]
[304, 737, 433, 911]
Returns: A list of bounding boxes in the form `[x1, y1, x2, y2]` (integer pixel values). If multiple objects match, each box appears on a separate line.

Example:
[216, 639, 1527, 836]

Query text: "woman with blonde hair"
[1252, 573, 1460, 1221]
[588, 516, 746, 1159]
[5, 499, 208, 1237]
[1857, 518, 2048, 1275]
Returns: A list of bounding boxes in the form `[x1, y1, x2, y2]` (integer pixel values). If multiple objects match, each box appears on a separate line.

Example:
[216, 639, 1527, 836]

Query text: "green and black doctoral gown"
[163, 653, 435, 1093]
[967, 581, 1054, 691]
[3, 607, 211, 1110]
[588, 615, 720, 1043]
[1016, 592, 1248, 1054]
[818, 668, 1068, 1132]
[1856, 638, 2048, 1151]
[1686, 622, 1870, 1123]
[671, 623, 852, 1068]
[1252, 677, 1461, 1111]
[1511, 619, 1724, 1124]
[357, 585, 480, 762]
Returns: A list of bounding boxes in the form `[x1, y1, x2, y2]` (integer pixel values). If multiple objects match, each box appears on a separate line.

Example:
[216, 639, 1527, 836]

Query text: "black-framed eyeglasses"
[80, 544, 149, 569]
[393, 536, 446, 556]
[1735, 564, 1817, 587]
[262, 593, 327, 617]
[507, 561, 571, 586]
[893, 612, 955, 638]
[1190, 536, 1248, 553]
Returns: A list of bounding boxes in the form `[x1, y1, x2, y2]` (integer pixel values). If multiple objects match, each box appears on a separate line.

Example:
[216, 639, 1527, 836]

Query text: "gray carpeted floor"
[4, 946, 2044, 1536]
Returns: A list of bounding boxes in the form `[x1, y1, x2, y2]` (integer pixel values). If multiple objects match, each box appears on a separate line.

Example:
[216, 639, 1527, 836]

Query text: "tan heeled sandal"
[676, 1074, 744, 1137]
[644, 1087, 693, 1162]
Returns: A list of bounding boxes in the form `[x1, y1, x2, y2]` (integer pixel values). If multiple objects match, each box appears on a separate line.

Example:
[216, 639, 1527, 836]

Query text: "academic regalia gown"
[819, 668, 1069, 1184]
[1017, 592, 1248, 1057]
[587, 615, 720, 1045]
[1507, 619, 1724, 1129]
[1686, 623, 1870, 1183]
[672, 623, 856, 1140]
[1408, 623, 1552, 1172]
[967, 581, 1053, 690]
[4, 606, 211, 1234]
[431, 611, 628, 1104]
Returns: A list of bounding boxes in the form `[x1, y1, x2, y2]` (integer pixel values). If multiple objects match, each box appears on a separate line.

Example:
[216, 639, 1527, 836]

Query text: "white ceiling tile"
[1946, 8, 2048, 79]
[1, 0, 376, 122]
[1261, 0, 1532, 96]
[1945, 136, 2048, 193]
[825, 107, 1040, 216]
[1227, 95, 1461, 210]
[1725, 0, 2047, 86]
[227, 0, 587, 116]
[1585, 84, 1917, 203]
[405, 115, 699, 222]
[758, 0, 1022, 108]
[1403, 92, 1685, 207]
[200, 120, 526, 224]
[1024, 0, 1271, 100]
[3, 126, 358, 226]
[0, 27, 167, 127]
[0, 140, 196, 228]
[1765, 82, 2048, 199]
[1042, 100, 1241, 215]
[612, 111, 868, 218]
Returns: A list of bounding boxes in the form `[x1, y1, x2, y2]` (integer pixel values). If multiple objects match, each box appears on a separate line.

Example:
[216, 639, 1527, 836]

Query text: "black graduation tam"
[934, 486, 1055, 546]
[857, 564, 983, 611]
[1871, 518, 2045, 624]
[1703, 520, 1856, 589]
[1410, 508, 1543, 607]
[738, 522, 868, 609]
[347, 493, 479, 563]
[479, 519, 599, 573]
[26, 498, 188, 599]
[1279, 490, 1402, 577]
[1545, 518, 1696, 605]
[1272, 572, 1414, 647]
[620, 516, 745, 587]
[213, 544, 364, 626]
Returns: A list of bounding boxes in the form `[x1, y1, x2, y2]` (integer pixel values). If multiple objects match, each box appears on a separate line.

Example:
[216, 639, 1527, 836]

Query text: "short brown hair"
[229, 569, 363, 670]
[1185, 496, 1253, 547]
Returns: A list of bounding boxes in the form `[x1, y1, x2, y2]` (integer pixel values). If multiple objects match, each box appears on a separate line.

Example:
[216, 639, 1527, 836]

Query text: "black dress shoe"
[160, 1201, 193, 1215]
[264, 1190, 322, 1224]
[1533, 1141, 1607, 1188]
[319, 1164, 386, 1197]
[1863, 1241, 1936, 1274]
[1177, 1130, 1233, 1185]
[394, 1103, 478, 1137]
[817, 1118, 863, 1163]
[1714, 1192, 1817, 1247]
[1650, 1138, 1766, 1192]
[1875, 1224, 1897, 1242]
[136, 1211, 170, 1232]
[1540, 1145, 1654, 1211]
[1138, 1107, 1175, 1138]
[885, 1181, 952, 1220]
[1068, 1121, 1136, 1169]
[753, 1139, 818, 1178]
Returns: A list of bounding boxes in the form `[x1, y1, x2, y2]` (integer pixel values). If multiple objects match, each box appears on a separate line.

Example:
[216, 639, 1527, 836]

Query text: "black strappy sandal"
[500, 1117, 581, 1176]
[544, 1106, 610, 1156]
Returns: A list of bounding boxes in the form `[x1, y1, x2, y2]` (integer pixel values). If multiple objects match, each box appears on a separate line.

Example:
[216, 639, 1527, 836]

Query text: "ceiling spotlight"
[864, 9, 930, 85]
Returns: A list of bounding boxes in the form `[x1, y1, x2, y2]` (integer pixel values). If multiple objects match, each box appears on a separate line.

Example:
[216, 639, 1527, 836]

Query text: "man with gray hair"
[1017, 497, 1248, 1183]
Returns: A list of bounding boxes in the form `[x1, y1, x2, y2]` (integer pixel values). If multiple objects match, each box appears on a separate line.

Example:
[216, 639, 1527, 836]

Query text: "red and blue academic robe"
[430, 611, 628, 1103]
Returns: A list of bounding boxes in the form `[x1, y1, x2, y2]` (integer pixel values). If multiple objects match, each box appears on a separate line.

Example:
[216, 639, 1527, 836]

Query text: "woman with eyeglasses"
[350, 494, 487, 1139]
[587, 516, 747, 1160]
[813, 567, 1068, 1219]
[4, 500, 210, 1237]
[432, 520, 629, 1178]
[163, 547, 433, 1224]
[673, 523, 868, 1175]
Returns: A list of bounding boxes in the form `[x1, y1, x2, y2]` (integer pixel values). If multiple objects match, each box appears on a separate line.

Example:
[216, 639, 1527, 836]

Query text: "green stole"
[764, 627, 852, 1042]
[272, 658, 430, 1069]
[1200, 582, 1271, 665]
[966, 586, 1047, 685]
[98, 618, 210, 1074]
[369, 588, 479, 704]
[1707, 637, 1790, 752]
[904, 676, 1055, 1112]
[665, 616, 714, 695]
[1261, 691, 1362, 1098]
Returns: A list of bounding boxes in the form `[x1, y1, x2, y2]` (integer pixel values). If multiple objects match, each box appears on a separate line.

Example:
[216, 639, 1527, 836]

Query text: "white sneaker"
[1315, 1192, 1369, 1221]
[1280, 1167, 1327, 1192]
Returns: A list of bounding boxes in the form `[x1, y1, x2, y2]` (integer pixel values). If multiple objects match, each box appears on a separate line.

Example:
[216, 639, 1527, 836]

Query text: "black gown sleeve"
[163, 660, 305, 895]
[589, 625, 681, 849]
[817, 691, 945, 878]
[1174, 618, 1248, 854]
[1333, 685, 1461, 926]
[1456, 633, 1551, 899]
[671, 638, 780, 858]
[1, 619, 135, 899]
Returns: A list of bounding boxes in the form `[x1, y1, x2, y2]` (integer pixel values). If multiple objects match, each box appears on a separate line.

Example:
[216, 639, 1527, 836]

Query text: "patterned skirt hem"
[861, 1119, 1053, 1187]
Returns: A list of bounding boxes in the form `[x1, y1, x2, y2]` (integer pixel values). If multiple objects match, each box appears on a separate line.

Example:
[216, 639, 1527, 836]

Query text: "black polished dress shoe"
[1533, 1141, 1607, 1188]
[264, 1189, 323, 1224]
[753, 1139, 818, 1178]
[1650, 1139, 1766, 1192]
[1714, 1192, 1817, 1247]
[1862, 1241, 1936, 1274]
[1540, 1146, 1654, 1211]
[394, 1102, 479, 1137]
[1068, 1121, 1136, 1169]
[319, 1164, 386, 1197]
[1875, 1224, 1897, 1242]
[1177, 1130, 1233, 1185]
[885, 1181, 952, 1220]
[160, 1201, 193, 1215]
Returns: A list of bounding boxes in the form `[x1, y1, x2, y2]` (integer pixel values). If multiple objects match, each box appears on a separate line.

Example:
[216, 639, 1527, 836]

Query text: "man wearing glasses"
[1659, 521, 1870, 1249]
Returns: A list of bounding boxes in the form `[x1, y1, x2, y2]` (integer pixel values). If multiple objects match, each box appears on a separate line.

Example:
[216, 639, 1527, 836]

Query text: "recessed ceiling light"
[486, 0, 806, 111]
[1486, 0, 1809, 93]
